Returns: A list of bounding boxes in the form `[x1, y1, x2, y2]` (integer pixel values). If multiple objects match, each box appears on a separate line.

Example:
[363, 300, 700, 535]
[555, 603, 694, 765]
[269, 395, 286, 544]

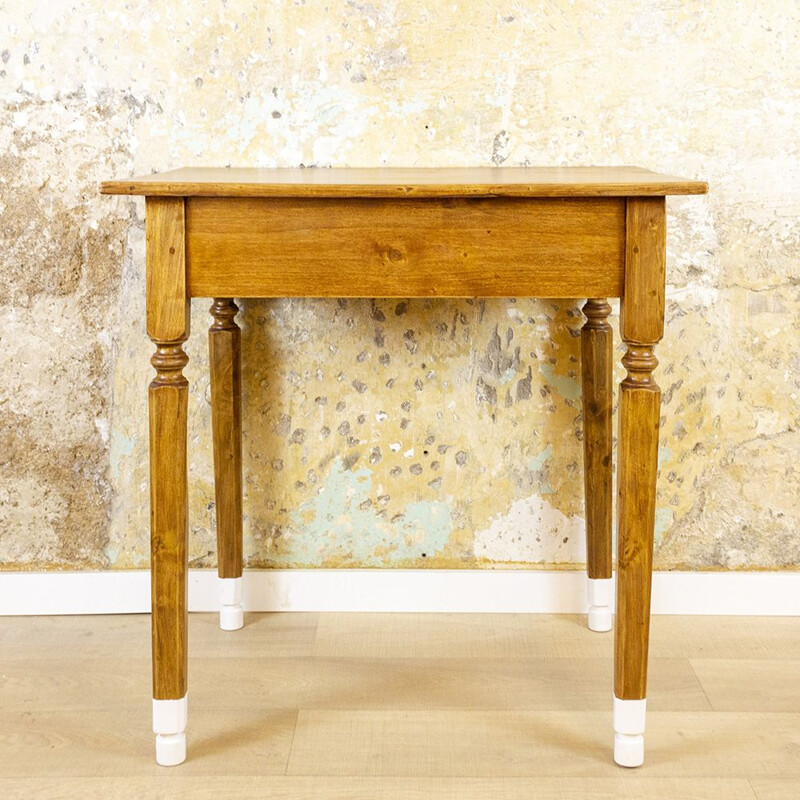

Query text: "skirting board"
[1, 569, 799, 616]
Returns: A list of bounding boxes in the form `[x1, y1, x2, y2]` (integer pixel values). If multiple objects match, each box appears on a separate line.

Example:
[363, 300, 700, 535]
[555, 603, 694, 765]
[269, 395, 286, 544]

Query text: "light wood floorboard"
[0, 776, 759, 800]
[0, 612, 320, 660]
[749, 778, 800, 799]
[691, 659, 800, 712]
[314, 613, 800, 659]
[0, 656, 708, 712]
[286, 709, 800, 778]
[0, 612, 797, 797]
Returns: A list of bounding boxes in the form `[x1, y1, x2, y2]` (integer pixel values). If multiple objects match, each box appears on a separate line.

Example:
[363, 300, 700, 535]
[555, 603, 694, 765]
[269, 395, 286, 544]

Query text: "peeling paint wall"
[1, 2, 798, 571]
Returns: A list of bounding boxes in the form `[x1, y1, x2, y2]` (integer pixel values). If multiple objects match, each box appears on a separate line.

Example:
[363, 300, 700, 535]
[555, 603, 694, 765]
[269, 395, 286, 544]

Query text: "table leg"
[209, 298, 244, 631]
[581, 298, 613, 632]
[146, 198, 190, 766]
[613, 197, 666, 768]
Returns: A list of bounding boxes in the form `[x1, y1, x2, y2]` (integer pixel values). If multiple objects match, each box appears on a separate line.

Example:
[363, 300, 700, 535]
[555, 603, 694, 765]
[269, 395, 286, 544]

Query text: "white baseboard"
[1, 569, 799, 616]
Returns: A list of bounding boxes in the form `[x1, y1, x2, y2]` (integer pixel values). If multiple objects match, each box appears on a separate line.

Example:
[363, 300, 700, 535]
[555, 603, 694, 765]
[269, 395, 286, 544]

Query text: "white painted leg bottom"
[155, 733, 186, 766]
[613, 696, 646, 768]
[219, 576, 244, 631]
[614, 733, 644, 767]
[153, 695, 188, 766]
[587, 577, 613, 632]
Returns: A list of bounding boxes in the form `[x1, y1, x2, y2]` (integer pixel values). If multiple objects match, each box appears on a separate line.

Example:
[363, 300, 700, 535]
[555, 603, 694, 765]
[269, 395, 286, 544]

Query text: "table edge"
[100, 180, 708, 198]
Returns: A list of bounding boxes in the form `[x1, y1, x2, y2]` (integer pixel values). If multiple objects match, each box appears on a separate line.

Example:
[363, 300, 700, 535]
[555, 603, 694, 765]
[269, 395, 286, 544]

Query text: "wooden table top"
[101, 166, 707, 198]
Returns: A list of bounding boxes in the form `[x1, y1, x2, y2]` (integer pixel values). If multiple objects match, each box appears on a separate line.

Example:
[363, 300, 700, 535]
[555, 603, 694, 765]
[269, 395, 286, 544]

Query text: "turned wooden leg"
[581, 298, 613, 632]
[146, 198, 190, 766]
[209, 298, 244, 631]
[613, 197, 666, 768]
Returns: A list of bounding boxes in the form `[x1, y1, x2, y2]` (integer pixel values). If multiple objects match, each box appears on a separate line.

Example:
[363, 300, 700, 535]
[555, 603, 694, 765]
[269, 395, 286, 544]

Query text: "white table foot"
[156, 733, 186, 766]
[588, 577, 613, 632]
[219, 576, 244, 631]
[153, 695, 187, 766]
[613, 696, 646, 767]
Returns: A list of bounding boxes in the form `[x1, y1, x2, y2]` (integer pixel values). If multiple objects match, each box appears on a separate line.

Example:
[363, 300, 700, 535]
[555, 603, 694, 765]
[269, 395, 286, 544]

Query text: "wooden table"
[101, 166, 707, 769]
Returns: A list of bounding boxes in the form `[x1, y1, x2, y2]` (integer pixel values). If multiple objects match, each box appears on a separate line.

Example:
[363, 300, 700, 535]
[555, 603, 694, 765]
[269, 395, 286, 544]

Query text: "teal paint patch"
[539, 364, 581, 401]
[284, 457, 452, 566]
[498, 367, 516, 385]
[528, 444, 554, 473]
[658, 446, 674, 468]
[109, 428, 135, 480]
[527, 445, 556, 493]
[654, 506, 674, 546]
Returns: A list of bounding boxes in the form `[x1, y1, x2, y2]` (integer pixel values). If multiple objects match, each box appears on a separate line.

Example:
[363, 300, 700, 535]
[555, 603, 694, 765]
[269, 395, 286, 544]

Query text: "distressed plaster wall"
[1, 1, 798, 571]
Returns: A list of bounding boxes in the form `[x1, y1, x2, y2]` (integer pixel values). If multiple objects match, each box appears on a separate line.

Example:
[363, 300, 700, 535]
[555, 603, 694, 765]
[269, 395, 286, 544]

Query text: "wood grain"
[614, 197, 667, 701]
[0, 655, 708, 714]
[0, 707, 297, 778]
[614, 382, 660, 700]
[209, 298, 243, 580]
[148, 348, 189, 701]
[185, 196, 625, 298]
[620, 197, 666, 344]
[145, 197, 190, 342]
[0, 611, 320, 660]
[581, 298, 613, 580]
[690, 659, 800, 712]
[101, 165, 708, 197]
[750, 778, 800, 800]
[146, 197, 190, 701]
[0, 777, 761, 800]
[313, 612, 617, 659]
[5, 612, 795, 662]
[286, 708, 800, 778]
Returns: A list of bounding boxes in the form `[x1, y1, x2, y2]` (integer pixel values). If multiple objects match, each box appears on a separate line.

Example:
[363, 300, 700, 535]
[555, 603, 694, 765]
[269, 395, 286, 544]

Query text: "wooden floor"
[0, 613, 799, 799]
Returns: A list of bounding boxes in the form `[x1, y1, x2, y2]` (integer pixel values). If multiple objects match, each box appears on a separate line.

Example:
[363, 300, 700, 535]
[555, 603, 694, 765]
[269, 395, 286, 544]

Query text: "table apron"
[184, 196, 625, 298]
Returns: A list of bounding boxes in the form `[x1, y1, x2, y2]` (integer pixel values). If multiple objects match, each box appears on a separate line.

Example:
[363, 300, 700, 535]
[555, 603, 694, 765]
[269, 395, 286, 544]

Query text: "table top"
[101, 166, 707, 198]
